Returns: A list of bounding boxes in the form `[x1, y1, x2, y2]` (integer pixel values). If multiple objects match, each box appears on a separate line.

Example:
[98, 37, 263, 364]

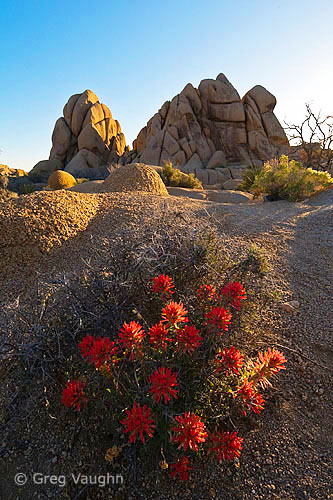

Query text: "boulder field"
[28, 73, 289, 185]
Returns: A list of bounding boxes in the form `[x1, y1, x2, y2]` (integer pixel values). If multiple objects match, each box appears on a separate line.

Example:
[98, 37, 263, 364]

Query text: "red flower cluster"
[61, 380, 87, 411]
[170, 456, 192, 481]
[161, 301, 188, 326]
[118, 321, 145, 360]
[79, 335, 119, 369]
[149, 367, 178, 404]
[120, 402, 156, 443]
[204, 306, 232, 333]
[196, 284, 217, 308]
[175, 325, 202, 355]
[220, 282, 247, 311]
[171, 412, 208, 452]
[214, 346, 244, 376]
[152, 275, 175, 300]
[234, 379, 265, 415]
[148, 322, 172, 350]
[208, 431, 243, 462]
[251, 348, 286, 388]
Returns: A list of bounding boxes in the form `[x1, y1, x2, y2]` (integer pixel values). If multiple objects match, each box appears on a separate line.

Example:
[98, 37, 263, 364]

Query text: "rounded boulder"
[48, 170, 77, 190]
[99, 163, 168, 195]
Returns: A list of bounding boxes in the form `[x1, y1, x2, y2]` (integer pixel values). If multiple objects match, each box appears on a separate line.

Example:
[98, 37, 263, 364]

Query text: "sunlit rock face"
[49, 90, 127, 167]
[124, 74, 289, 170]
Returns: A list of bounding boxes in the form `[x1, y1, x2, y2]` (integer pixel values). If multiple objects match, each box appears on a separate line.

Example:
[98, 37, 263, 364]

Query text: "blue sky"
[1, 0, 332, 171]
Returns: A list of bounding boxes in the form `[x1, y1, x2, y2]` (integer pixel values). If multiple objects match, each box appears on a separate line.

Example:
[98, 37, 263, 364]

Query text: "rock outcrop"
[124, 74, 289, 170]
[51, 90, 126, 165]
[30, 90, 127, 181]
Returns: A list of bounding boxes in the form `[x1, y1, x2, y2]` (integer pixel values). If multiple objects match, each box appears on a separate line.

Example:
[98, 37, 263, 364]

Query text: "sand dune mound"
[99, 163, 169, 195]
[0, 190, 100, 265]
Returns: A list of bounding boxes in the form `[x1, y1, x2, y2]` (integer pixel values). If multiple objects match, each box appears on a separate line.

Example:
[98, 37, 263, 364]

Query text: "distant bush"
[19, 184, 41, 195]
[238, 165, 263, 193]
[161, 162, 203, 189]
[0, 187, 19, 201]
[243, 156, 333, 201]
[75, 178, 89, 185]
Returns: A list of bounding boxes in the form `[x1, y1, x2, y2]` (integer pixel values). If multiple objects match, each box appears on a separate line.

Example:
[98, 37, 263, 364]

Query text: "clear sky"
[1, 0, 332, 171]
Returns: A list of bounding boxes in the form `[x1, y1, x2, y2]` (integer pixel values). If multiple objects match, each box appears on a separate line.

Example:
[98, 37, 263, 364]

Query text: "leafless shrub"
[285, 103, 333, 171]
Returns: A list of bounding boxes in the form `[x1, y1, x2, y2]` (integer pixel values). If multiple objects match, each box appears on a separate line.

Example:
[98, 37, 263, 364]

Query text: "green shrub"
[238, 165, 263, 192]
[249, 156, 333, 201]
[161, 162, 203, 189]
[75, 178, 89, 185]
[19, 184, 41, 195]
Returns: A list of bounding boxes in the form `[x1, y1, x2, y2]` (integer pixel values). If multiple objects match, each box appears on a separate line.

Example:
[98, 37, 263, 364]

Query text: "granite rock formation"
[123, 74, 289, 170]
[30, 90, 127, 181]
[51, 90, 126, 164]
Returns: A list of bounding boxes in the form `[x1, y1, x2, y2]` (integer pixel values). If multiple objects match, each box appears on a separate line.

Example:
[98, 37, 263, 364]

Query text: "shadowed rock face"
[124, 74, 289, 169]
[49, 90, 127, 166]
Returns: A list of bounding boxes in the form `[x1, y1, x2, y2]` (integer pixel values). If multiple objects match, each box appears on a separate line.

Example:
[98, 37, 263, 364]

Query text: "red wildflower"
[152, 274, 175, 300]
[161, 301, 188, 326]
[61, 380, 87, 411]
[79, 335, 119, 369]
[175, 325, 202, 355]
[170, 456, 192, 481]
[148, 322, 172, 350]
[214, 346, 244, 376]
[171, 412, 208, 452]
[196, 284, 217, 308]
[118, 321, 145, 360]
[204, 306, 232, 333]
[250, 348, 286, 388]
[149, 367, 178, 404]
[234, 379, 265, 415]
[120, 402, 156, 443]
[91, 338, 118, 369]
[220, 282, 247, 311]
[208, 431, 243, 462]
[79, 335, 95, 360]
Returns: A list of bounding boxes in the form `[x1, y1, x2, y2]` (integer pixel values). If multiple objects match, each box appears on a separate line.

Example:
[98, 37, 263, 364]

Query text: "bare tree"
[284, 104, 333, 171]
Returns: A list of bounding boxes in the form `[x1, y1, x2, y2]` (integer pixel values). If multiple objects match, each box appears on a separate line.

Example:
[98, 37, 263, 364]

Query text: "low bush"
[249, 156, 333, 201]
[75, 177, 89, 185]
[161, 162, 203, 189]
[61, 275, 286, 481]
[0, 187, 19, 200]
[238, 165, 263, 193]
[1, 215, 283, 486]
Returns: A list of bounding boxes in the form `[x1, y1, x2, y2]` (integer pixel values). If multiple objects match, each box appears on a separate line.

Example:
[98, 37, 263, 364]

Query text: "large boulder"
[124, 73, 289, 171]
[29, 159, 63, 182]
[99, 163, 168, 195]
[64, 149, 110, 180]
[47, 90, 127, 176]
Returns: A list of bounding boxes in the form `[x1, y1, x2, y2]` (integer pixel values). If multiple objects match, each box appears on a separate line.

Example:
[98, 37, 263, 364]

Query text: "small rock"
[281, 301, 300, 313]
